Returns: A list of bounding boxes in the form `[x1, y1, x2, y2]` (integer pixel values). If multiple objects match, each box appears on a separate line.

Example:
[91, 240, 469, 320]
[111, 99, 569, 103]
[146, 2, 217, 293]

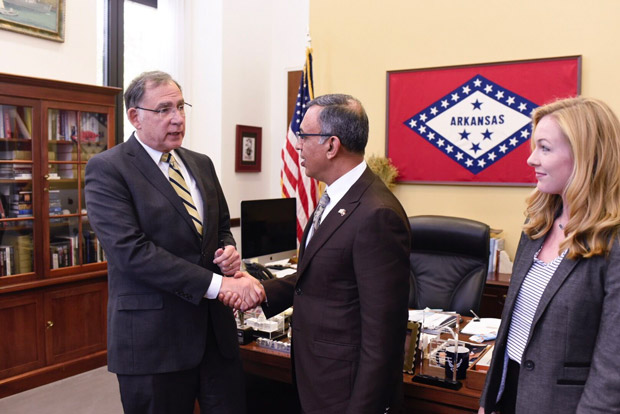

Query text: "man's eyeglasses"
[135, 102, 192, 119]
[295, 132, 333, 143]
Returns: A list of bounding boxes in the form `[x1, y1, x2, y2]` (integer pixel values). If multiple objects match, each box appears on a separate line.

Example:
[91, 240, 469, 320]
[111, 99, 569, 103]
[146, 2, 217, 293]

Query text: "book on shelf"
[0, 164, 33, 179]
[49, 190, 63, 215]
[51, 235, 78, 268]
[1, 233, 33, 274]
[83, 230, 105, 264]
[14, 150, 32, 160]
[0, 106, 4, 138]
[49, 110, 78, 142]
[3, 111, 12, 139]
[9, 107, 31, 139]
[0, 150, 14, 160]
[49, 109, 58, 140]
[17, 234, 33, 273]
[50, 239, 73, 269]
[10, 190, 33, 218]
[22, 107, 32, 138]
[0, 245, 15, 276]
[12, 190, 32, 202]
[488, 237, 505, 275]
[0, 137, 13, 159]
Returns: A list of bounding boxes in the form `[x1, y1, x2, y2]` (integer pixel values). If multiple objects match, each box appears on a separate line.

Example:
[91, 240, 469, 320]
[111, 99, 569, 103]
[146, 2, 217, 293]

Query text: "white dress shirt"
[305, 160, 367, 246]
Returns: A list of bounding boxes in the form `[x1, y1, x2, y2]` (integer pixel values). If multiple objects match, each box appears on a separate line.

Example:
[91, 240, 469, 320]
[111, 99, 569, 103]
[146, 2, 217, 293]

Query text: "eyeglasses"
[295, 131, 333, 143]
[135, 102, 192, 119]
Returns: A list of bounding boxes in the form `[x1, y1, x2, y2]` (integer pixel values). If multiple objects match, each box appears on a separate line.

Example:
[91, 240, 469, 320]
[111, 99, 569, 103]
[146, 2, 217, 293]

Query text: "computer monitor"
[241, 198, 297, 264]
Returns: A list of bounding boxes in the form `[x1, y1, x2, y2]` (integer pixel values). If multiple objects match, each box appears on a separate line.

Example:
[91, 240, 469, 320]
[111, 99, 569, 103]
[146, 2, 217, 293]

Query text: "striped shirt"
[506, 248, 568, 363]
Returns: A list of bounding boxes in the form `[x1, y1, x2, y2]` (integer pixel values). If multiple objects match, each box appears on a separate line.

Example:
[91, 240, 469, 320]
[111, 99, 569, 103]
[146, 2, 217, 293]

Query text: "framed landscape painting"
[0, 0, 65, 42]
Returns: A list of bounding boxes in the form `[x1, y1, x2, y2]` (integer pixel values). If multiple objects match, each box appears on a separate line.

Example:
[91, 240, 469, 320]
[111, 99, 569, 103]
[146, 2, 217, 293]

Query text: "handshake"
[218, 272, 266, 311]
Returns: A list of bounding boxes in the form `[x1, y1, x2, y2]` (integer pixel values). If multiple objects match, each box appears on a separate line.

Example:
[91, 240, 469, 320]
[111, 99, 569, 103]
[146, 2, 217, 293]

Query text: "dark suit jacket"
[480, 232, 620, 413]
[84, 134, 239, 375]
[263, 167, 411, 414]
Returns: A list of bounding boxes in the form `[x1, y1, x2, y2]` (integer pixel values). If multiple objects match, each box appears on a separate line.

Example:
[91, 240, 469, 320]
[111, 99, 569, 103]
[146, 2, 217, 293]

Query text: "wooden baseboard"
[0, 351, 107, 398]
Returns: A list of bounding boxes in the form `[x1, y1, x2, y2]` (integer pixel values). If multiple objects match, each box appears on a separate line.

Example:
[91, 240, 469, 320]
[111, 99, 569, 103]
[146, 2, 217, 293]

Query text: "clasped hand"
[213, 245, 241, 276]
[218, 272, 265, 311]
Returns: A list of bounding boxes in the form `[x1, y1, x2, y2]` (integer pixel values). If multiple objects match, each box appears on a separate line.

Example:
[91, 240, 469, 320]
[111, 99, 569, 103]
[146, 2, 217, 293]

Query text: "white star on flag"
[403, 74, 537, 175]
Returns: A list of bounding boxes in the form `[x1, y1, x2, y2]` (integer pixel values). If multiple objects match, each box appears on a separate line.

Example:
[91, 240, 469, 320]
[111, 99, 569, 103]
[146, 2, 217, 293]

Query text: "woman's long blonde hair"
[524, 97, 620, 259]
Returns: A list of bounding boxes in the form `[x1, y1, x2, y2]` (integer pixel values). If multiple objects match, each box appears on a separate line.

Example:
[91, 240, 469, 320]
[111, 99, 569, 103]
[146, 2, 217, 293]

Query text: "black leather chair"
[408, 215, 490, 317]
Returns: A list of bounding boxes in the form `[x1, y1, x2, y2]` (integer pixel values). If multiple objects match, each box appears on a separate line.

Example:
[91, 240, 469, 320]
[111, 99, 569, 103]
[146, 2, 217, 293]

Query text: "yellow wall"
[309, 0, 620, 258]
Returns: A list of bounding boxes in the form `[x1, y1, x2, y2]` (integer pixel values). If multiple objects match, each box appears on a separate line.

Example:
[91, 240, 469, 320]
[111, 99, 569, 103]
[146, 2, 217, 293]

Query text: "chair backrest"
[408, 215, 490, 316]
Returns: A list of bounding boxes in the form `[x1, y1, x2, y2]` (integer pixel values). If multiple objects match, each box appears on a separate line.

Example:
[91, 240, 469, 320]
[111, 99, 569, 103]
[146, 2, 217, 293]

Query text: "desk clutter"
[235, 307, 292, 345]
[407, 310, 498, 391]
[255, 337, 291, 353]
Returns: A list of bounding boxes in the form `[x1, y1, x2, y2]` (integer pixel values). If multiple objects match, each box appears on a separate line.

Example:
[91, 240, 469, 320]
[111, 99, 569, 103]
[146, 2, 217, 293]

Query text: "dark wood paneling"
[287, 71, 302, 128]
[44, 282, 107, 365]
[0, 292, 45, 379]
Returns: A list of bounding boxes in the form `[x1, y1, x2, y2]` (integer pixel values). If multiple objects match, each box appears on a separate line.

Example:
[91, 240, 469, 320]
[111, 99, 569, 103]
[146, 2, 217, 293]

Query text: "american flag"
[281, 48, 318, 244]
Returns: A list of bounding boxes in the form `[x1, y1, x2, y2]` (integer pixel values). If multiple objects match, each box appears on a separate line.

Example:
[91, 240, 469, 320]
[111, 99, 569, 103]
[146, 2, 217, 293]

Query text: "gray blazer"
[480, 231, 620, 413]
[84, 135, 238, 375]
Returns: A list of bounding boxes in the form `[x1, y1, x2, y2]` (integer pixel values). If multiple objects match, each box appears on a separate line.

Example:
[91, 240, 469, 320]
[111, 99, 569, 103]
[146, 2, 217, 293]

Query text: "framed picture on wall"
[0, 0, 65, 42]
[386, 56, 581, 185]
[235, 125, 262, 173]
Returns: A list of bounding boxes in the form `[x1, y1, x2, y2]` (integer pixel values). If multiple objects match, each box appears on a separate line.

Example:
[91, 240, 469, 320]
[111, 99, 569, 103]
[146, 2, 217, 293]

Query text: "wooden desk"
[240, 325, 488, 414]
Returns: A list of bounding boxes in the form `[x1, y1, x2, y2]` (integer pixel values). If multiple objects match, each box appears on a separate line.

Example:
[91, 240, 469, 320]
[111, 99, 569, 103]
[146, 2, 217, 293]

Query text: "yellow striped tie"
[161, 153, 203, 236]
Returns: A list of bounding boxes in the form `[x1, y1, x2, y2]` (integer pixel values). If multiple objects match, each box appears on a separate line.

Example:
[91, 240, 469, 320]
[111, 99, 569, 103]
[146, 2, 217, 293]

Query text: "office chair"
[408, 215, 490, 317]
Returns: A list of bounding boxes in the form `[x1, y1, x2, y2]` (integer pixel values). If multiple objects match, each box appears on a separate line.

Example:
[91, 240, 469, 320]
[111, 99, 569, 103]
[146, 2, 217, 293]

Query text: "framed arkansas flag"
[386, 56, 581, 185]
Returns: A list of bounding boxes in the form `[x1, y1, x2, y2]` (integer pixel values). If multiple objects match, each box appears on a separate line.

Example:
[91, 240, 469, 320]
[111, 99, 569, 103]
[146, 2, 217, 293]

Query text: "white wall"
[0, 1, 98, 84]
[187, 0, 309, 221]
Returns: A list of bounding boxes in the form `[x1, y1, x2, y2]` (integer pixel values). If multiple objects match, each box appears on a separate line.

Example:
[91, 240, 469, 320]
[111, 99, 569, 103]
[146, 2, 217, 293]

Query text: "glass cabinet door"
[0, 104, 34, 277]
[47, 109, 108, 270]
[80, 112, 108, 265]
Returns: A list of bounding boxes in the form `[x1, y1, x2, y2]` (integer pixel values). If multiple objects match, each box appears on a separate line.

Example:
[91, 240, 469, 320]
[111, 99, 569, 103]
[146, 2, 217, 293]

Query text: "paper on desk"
[461, 318, 501, 335]
[274, 268, 296, 278]
[266, 258, 295, 267]
[408, 309, 456, 330]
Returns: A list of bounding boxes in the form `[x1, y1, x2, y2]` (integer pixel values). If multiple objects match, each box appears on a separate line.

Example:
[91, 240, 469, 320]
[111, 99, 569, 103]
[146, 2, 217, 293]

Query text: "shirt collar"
[134, 132, 176, 165]
[324, 160, 367, 205]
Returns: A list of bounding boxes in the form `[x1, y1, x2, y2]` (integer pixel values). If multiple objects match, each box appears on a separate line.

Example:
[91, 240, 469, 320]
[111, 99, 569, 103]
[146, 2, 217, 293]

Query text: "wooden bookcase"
[0, 73, 120, 397]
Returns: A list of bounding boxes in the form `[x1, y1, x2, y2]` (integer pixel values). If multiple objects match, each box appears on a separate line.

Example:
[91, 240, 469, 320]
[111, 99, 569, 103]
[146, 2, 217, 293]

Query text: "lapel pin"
[338, 209, 346, 216]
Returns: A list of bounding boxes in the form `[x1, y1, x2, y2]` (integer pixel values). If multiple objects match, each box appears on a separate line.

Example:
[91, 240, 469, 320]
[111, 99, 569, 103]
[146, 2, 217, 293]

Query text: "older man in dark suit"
[85, 71, 264, 414]
[224, 94, 411, 413]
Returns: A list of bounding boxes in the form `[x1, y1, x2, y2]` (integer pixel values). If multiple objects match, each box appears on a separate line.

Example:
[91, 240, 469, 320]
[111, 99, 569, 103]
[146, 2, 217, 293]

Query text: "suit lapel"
[297, 168, 375, 277]
[502, 235, 580, 345]
[530, 253, 580, 329]
[298, 216, 312, 260]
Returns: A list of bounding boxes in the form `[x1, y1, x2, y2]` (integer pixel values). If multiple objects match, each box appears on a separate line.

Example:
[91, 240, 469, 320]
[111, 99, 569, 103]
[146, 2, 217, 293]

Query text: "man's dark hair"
[307, 94, 369, 154]
[124, 71, 182, 110]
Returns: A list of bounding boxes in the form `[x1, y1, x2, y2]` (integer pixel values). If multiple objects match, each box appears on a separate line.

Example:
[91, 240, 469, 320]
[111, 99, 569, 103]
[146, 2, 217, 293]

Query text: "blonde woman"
[479, 97, 620, 413]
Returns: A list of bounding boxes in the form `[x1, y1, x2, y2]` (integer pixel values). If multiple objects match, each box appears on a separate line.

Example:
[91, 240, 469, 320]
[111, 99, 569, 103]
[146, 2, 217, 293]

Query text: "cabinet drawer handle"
[46, 321, 54, 329]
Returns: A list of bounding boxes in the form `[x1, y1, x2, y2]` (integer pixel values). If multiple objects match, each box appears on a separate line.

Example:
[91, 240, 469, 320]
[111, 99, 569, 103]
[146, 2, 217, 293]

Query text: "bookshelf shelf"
[0, 73, 120, 397]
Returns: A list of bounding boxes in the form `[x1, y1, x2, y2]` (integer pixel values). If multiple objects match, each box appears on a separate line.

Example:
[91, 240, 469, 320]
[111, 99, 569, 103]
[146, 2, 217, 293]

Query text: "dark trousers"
[117, 322, 245, 414]
[498, 358, 520, 414]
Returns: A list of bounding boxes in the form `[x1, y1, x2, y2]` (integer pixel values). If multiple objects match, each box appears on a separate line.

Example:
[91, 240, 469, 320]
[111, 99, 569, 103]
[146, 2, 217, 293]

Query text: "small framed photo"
[235, 125, 262, 172]
[0, 0, 66, 42]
